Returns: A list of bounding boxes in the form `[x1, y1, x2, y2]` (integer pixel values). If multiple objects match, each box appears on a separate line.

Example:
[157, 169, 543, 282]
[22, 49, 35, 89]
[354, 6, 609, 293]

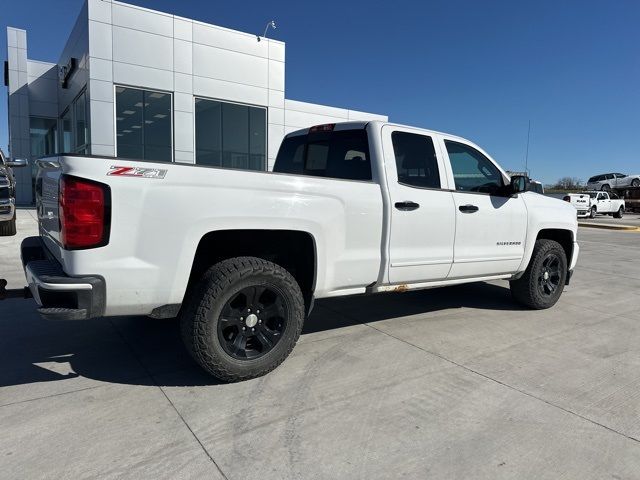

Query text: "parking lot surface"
[1, 210, 640, 479]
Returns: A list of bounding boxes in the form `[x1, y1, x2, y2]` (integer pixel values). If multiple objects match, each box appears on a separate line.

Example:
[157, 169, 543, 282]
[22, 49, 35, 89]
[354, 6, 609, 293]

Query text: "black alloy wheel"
[537, 253, 562, 297]
[218, 285, 287, 360]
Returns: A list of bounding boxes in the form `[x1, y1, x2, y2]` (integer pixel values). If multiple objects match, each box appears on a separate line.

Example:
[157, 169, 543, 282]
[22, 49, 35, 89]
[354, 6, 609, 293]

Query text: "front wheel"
[632, 178, 640, 187]
[602, 184, 611, 192]
[510, 239, 568, 309]
[614, 206, 624, 218]
[589, 206, 597, 218]
[180, 257, 305, 382]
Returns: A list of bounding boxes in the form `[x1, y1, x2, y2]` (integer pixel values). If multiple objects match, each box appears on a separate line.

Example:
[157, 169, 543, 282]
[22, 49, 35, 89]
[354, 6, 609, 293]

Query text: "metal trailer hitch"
[0, 279, 32, 300]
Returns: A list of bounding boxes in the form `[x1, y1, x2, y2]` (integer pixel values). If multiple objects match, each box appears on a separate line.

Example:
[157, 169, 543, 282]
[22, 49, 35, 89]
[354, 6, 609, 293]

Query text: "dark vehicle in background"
[0, 149, 27, 236]
[587, 173, 640, 191]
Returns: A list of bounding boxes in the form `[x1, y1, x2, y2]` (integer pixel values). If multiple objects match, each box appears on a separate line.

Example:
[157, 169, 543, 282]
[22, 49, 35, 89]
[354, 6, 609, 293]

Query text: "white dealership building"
[5, 0, 386, 204]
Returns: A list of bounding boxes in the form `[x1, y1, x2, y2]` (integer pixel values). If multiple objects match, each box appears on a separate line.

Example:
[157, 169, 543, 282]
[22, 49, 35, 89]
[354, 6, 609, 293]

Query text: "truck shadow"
[0, 282, 524, 391]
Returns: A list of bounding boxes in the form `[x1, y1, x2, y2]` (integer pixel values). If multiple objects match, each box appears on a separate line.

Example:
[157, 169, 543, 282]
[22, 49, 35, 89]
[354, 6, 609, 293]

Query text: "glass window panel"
[60, 109, 73, 153]
[195, 99, 222, 167]
[143, 90, 172, 162]
[74, 92, 87, 152]
[391, 131, 440, 189]
[195, 98, 266, 171]
[29, 117, 58, 157]
[249, 106, 266, 170]
[116, 87, 144, 159]
[222, 102, 249, 169]
[445, 140, 503, 194]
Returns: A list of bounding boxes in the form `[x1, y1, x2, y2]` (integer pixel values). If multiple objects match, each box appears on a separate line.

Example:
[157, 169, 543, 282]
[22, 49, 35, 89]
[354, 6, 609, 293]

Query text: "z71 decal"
[107, 166, 167, 179]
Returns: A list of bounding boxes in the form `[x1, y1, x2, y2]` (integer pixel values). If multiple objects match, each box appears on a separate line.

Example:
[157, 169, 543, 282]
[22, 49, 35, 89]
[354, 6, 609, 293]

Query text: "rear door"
[440, 137, 527, 278]
[382, 125, 456, 283]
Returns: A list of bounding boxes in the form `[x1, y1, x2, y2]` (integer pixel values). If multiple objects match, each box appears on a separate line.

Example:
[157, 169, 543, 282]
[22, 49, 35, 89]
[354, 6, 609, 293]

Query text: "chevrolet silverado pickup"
[18, 121, 579, 381]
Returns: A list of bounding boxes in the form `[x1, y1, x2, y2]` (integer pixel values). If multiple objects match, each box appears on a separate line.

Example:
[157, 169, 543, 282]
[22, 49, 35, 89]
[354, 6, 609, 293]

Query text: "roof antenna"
[524, 119, 531, 176]
[257, 20, 276, 41]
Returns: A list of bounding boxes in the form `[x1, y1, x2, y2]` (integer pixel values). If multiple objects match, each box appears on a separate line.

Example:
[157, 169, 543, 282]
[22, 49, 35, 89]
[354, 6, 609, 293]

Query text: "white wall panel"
[173, 39, 192, 74]
[174, 92, 193, 113]
[268, 123, 285, 160]
[193, 76, 268, 107]
[268, 107, 284, 125]
[89, 57, 113, 81]
[88, 20, 112, 59]
[113, 62, 173, 91]
[87, 0, 112, 23]
[268, 60, 284, 91]
[174, 111, 194, 152]
[113, 26, 173, 71]
[193, 43, 268, 88]
[174, 17, 193, 41]
[174, 72, 192, 94]
[89, 100, 115, 146]
[89, 79, 113, 103]
[112, 2, 173, 37]
[268, 40, 285, 62]
[193, 22, 268, 58]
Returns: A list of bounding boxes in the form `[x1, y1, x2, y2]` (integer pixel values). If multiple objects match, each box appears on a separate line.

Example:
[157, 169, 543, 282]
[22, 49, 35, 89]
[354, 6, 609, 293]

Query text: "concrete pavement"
[1, 211, 640, 479]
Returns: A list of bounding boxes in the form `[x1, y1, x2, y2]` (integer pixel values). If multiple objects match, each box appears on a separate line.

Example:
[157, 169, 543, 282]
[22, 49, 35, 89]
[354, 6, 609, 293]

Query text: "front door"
[440, 139, 528, 278]
[382, 126, 456, 284]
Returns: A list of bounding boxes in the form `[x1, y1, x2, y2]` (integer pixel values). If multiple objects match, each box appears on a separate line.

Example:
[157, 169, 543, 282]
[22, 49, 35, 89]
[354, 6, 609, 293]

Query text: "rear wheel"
[589, 206, 597, 218]
[180, 256, 305, 382]
[510, 239, 567, 309]
[614, 206, 624, 218]
[601, 184, 611, 192]
[0, 214, 16, 236]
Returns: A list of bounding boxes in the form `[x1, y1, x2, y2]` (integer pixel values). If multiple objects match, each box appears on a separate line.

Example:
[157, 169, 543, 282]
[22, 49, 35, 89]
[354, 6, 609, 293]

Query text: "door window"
[391, 131, 440, 188]
[445, 141, 503, 194]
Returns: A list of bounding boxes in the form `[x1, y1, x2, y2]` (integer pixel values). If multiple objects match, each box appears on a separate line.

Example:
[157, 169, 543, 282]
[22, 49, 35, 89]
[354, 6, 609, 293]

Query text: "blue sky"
[1, 0, 638, 185]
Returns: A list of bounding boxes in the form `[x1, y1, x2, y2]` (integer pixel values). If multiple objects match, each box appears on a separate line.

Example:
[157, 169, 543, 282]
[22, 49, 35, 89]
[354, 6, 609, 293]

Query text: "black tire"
[601, 184, 611, 192]
[180, 256, 305, 382]
[0, 215, 16, 236]
[614, 206, 624, 219]
[589, 206, 597, 218]
[510, 239, 568, 310]
[632, 178, 640, 187]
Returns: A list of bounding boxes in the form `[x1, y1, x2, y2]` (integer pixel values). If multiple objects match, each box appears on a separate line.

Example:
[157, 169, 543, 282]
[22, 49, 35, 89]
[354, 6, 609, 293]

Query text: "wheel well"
[186, 230, 316, 309]
[536, 229, 573, 263]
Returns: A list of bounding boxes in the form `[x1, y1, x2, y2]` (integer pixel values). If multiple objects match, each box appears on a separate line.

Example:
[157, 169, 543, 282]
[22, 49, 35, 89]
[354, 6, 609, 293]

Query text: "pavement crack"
[106, 319, 230, 480]
[365, 322, 640, 446]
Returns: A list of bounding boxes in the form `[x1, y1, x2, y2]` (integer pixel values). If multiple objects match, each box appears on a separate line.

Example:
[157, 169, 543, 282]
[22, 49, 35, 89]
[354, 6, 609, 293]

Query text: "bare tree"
[553, 177, 583, 190]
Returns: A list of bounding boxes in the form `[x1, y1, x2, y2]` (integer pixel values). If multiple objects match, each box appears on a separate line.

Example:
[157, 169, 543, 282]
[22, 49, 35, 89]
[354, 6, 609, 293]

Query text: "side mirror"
[7, 158, 28, 168]
[510, 175, 527, 194]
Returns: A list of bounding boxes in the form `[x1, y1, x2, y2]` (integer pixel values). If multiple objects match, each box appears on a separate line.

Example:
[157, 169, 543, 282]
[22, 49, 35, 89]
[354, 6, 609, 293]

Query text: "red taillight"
[59, 175, 110, 249]
[563, 196, 571, 202]
[309, 123, 335, 133]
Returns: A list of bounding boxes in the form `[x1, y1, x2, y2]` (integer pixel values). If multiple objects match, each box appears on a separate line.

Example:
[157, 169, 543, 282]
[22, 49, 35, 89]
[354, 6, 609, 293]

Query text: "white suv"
[587, 173, 640, 191]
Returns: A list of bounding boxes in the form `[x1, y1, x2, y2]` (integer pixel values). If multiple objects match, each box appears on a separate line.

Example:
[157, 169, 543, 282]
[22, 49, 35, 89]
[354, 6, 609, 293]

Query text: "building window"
[59, 90, 89, 154]
[195, 98, 266, 170]
[115, 86, 172, 162]
[29, 116, 58, 203]
[74, 91, 88, 154]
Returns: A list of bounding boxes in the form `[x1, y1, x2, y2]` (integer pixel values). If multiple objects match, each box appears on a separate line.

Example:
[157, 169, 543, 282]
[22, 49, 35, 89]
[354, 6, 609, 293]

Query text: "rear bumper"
[21, 236, 106, 320]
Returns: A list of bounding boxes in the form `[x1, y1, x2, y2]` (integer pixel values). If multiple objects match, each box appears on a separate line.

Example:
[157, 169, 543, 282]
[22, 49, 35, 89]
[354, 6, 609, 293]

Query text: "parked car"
[564, 191, 625, 218]
[0, 149, 27, 236]
[14, 121, 579, 381]
[586, 173, 640, 191]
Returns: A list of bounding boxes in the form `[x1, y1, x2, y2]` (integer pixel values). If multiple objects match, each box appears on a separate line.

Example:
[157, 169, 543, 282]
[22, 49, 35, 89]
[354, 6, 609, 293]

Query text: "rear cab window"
[274, 127, 372, 181]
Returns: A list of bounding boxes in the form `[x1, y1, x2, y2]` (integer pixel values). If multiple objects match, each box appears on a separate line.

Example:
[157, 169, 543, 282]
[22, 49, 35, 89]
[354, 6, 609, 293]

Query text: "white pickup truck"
[15, 121, 579, 381]
[564, 191, 625, 218]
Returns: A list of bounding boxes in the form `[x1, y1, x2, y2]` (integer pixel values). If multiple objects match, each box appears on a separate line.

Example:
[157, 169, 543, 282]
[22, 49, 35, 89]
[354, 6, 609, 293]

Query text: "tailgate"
[35, 158, 63, 262]
[570, 194, 589, 207]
